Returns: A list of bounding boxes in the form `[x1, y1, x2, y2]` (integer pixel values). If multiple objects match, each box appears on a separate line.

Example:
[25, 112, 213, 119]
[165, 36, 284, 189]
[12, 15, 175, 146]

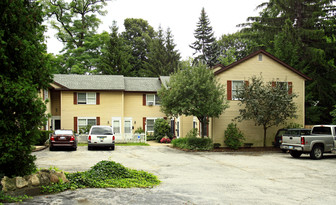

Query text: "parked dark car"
[273, 129, 288, 151]
[49, 130, 77, 151]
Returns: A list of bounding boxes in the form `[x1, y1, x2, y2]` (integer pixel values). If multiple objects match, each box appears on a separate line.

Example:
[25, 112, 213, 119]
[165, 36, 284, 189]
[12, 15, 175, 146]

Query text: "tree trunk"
[199, 116, 207, 138]
[263, 125, 267, 147]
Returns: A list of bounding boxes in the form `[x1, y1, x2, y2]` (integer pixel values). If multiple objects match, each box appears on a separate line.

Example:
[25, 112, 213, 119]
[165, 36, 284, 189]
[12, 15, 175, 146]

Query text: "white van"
[88, 125, 115, 150]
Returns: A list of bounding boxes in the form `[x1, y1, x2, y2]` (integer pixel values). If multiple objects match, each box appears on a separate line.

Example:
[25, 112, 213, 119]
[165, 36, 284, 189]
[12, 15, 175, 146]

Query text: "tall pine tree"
[143, 27, 181, 77]
[240, 0, 336, 124]
[190, 7, 219, 67]
[98, 22, 133, 76]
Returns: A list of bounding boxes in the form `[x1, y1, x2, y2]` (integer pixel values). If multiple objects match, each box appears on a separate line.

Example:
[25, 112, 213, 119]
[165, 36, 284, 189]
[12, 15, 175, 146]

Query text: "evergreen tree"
[143, 27, 181, 77]
[165, 28, 181, 74]
[190, 7, 219, 67]
[98, 22, 133, 76]
[143, 27, 167, 77]
[0, 0, 53, 177]
[240, 0, 336, 124]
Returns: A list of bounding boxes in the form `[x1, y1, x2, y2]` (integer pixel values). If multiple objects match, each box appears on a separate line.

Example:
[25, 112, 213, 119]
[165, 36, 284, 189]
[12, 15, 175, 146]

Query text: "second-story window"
[232, 81, 244, 100]
[78, 92, 96, 104]
[146, 94, 160, 106]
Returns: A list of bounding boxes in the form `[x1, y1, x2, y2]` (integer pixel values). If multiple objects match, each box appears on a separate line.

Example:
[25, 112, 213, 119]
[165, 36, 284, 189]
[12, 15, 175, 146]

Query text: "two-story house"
[44, 50, 310, 146]
[45, 75, 170, 141]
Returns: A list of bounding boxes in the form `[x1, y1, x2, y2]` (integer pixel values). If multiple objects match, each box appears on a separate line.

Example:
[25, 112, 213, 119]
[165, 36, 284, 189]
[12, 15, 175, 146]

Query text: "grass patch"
[41, 160, 160, 193]
[0, 192, 31, 204]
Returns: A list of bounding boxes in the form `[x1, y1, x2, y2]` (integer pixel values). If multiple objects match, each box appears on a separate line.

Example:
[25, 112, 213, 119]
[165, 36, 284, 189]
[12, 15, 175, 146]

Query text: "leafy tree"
[122, 18, 155, 76]
[158, 64, 229, 137]
[43, 0, 108, 74]
[217, 32, 258, 66]
[239, 0, 336, 124]
[190, 7, 219, 67]
[235, 76, 298, 147]
[0, 0, 52, 177]
[97, 22, 133, 76]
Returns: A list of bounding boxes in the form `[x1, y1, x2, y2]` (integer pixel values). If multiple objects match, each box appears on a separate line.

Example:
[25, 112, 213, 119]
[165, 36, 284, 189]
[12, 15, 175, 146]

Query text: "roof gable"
[213, 50, 311, 81]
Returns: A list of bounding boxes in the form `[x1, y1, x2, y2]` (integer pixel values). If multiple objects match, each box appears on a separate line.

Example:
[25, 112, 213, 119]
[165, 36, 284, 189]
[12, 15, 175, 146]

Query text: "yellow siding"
[60, 91, 123, 130]
[212, 54, 306, 146]
[124, 92, 165, 133]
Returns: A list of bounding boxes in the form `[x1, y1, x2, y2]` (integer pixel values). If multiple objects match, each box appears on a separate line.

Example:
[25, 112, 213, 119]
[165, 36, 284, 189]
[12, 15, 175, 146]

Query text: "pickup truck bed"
[281, 125, 336, 159]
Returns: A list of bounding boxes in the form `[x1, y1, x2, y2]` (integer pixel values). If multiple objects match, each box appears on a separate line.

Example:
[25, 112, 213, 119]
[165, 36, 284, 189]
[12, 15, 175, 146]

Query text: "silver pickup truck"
[280, 125, 336, 159]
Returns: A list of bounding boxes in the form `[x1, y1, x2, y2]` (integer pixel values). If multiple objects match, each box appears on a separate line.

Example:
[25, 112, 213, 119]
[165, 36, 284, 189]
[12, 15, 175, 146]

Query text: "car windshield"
[55, 130, 73, 135]
[91, 127, 113, 135]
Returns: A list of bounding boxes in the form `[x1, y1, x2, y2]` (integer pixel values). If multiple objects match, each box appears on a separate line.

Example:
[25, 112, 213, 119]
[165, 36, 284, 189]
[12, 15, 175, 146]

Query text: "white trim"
[124, 117, 132, 134]
[232, 80, 244, 100]
[112, 117, 121, 134]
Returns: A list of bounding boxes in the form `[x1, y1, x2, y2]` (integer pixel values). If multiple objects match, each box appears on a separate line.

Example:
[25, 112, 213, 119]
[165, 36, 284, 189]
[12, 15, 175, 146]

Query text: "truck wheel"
[310, 145, 323, 160]
[290, 150, 302, 158]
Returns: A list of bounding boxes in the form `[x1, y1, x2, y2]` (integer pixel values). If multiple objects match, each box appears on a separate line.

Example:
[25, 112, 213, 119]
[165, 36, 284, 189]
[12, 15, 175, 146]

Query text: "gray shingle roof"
[124, 77, 162, 92]
[52, 74, 169, 92]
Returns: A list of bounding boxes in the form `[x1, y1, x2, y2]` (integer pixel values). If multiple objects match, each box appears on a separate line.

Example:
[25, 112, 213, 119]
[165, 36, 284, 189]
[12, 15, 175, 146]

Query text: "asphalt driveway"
[21, 145, 336, 204]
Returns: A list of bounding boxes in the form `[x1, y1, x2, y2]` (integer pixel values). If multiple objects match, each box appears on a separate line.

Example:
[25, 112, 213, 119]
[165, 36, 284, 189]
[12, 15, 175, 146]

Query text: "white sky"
[45, 0, 265, 60]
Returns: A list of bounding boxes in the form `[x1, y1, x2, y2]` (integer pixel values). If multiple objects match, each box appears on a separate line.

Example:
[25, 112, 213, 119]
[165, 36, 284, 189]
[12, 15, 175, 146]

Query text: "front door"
[124, 118, 132, 141]
[112, 117, 122, 142]
[55, 120, 61, 130]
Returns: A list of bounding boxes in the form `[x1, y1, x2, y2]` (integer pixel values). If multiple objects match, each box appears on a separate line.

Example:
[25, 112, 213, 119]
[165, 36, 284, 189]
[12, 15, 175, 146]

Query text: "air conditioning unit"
[148, 102, 154, 106]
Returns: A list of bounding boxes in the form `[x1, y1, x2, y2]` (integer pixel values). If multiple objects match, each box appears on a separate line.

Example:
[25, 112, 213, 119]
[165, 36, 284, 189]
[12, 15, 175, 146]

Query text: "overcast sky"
[45, 0, 265, 60]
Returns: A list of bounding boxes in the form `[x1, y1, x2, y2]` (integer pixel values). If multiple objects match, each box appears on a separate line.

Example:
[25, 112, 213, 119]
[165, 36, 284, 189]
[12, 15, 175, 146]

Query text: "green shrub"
[33, 130, 52, 145]
[224, 123, 245, 150]
[134, 127, 145, 133]
[41, 160, 160, 193]
[172, 129, 213, 151]
[213, 143, 221, 149]
[285, 122, 303, 129]
[185, 128, 198, 138]
[154, 119, 171, 142]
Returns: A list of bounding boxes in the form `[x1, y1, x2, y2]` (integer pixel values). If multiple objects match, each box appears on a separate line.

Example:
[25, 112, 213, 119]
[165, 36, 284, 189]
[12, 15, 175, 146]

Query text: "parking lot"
[25, 145, 336, 205]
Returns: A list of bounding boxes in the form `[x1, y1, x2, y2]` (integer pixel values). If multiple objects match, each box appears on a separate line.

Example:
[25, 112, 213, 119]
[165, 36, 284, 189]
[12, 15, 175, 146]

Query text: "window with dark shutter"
[74, 117, 78, 132]
[227, 81, 232, 100]
[74, 92, 77, 104]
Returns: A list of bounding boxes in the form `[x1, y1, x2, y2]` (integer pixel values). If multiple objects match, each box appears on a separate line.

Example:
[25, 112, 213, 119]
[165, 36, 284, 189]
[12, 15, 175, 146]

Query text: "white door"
[124, 118, 132, 141]
[112, 117, 122, 141]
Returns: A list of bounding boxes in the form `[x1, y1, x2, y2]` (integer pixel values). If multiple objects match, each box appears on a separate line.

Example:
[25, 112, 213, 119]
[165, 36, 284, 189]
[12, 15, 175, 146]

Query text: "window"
[78, 118, 96, 133]
[43, 89, 48, 100]
[124, 119, 132, 134]
[232, 81, 244, 100]
[146, 119, 155, 132]
[276, 82, 288, 91]
[113, 120, 121, 134]
[146, 94, 160, 105]
[78, 93, 96, 104]
[258, 54, 263, 61]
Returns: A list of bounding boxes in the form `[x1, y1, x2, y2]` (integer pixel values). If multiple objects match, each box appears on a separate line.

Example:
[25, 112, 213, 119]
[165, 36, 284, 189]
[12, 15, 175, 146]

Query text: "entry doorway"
[51, 116, 61, 130]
